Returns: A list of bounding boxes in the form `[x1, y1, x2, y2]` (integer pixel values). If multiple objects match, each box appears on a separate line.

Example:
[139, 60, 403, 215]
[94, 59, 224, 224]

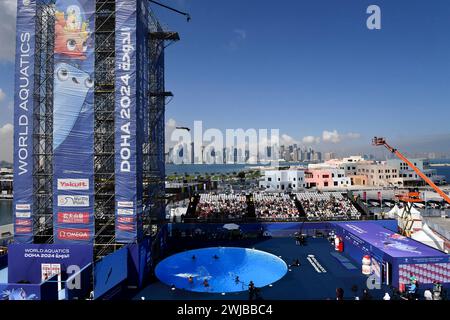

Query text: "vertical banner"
[52, 0, 95, 243]
[137, 0, 149, 220]
[13, 0, 37, 243]
[115, 0, 144, 243]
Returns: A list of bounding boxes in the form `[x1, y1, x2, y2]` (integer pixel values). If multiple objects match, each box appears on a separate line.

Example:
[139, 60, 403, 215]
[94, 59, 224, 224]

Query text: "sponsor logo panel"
[117, 208, 134, 216]
[57, 179, 89, 190]
[16, 204, 31, 210]
[117, 201, 134, 208]
[57, 228, 91, 241]
[16, 227, 32, 234]
[57, 212, 90, 224]
[117, 216, 134, 224]
[15, 211, 31, 218]
[15, 219, 32, 226]
[57, 195, 89, 207]
[117, 224, 135, 232]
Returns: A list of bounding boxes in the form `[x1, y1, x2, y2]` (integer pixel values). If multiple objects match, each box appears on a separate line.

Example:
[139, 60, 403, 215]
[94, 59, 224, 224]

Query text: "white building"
[329, 168, 352, 188]
[356, 162, 402, 187]
[340, 159, 372, 176]
[386, 158, 439, 186]
[260, 169, 306, 192]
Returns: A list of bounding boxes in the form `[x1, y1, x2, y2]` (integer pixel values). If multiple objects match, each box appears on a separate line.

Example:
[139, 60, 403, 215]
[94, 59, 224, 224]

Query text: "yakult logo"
[57, 179, 89, 190]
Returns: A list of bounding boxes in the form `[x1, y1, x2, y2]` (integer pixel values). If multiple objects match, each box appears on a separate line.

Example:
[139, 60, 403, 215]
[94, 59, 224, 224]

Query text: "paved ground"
[135, 237, 390, 300]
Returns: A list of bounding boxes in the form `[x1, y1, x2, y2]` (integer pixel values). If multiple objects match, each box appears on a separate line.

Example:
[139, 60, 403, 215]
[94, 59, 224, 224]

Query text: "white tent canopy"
[411, 224, 445, 251]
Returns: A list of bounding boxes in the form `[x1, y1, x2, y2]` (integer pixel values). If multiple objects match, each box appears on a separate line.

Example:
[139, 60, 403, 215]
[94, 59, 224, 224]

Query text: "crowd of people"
[195, 193, 247, 221]
[296, 192, 361, 221]
[191, 192, 362, 222]
[253, 193, 300, 221]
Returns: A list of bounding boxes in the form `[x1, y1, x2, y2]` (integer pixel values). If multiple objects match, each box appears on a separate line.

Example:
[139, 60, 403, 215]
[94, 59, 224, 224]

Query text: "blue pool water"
[155, 247, 288, 293]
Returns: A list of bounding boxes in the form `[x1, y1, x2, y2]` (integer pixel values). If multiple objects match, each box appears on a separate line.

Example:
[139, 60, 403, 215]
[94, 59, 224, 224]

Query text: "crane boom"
[372, 137, 450, 205]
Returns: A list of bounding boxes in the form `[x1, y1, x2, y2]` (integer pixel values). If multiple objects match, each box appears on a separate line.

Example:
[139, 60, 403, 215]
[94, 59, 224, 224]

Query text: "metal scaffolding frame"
[25, 0, 175, 259]
[33, 0, 56, 243]
[93, 0, 118, 258]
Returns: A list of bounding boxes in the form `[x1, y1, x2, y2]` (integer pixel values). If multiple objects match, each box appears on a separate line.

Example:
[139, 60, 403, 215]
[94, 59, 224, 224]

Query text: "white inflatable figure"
[362, 255, 371, 275]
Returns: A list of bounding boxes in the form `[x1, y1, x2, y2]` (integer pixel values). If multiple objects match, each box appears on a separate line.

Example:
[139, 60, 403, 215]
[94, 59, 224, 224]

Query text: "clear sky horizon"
[1, 0, 450, 162]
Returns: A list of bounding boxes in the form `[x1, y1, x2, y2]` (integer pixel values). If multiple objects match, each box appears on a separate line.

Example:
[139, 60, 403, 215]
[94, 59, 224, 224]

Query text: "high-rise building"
[324, 152, 336, 161]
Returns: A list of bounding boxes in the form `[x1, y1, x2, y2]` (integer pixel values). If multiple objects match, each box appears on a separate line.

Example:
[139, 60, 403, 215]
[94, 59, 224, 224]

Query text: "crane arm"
[373, 137, 450, 205]
[148, 0, 191, 21]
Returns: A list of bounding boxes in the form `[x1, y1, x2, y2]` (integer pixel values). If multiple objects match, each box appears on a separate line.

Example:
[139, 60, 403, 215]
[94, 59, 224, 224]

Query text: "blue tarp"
[94, 246, 128, 299]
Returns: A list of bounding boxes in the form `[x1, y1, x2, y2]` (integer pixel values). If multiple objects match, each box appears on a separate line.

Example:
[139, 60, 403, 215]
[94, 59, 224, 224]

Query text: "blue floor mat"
[329, 252, 358, 270]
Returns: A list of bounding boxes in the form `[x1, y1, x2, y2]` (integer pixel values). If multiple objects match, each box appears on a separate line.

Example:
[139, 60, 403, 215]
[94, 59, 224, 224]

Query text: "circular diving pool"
[155, 247, 288, 293]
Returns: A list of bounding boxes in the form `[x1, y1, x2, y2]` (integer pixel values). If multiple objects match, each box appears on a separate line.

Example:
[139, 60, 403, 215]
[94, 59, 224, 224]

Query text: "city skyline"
[2, 0, 450, 162]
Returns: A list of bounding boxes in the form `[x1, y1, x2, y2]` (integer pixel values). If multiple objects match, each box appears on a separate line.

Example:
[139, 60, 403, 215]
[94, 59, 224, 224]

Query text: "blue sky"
[1, 0, 450, 161]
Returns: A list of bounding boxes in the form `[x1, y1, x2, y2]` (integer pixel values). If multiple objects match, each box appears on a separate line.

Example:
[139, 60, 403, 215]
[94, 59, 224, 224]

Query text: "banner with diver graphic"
[13, 0, 37, 244]
[115, 0, 144, 243]
[52, 0, 95, 243]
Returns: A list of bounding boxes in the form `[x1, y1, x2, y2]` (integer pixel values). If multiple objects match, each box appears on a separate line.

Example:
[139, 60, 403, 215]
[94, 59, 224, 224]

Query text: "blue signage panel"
[13, 0, 37, 244]
[7, 243, 93, 284]
[334, 221, 449, 259]
[52, 0, 95, 243]
[115, 0, 144, 243]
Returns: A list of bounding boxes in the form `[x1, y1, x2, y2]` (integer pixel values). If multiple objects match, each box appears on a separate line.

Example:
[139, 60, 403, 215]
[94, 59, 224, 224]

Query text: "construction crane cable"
[372, 137, 450, 205]
[148, 0, 191, 21]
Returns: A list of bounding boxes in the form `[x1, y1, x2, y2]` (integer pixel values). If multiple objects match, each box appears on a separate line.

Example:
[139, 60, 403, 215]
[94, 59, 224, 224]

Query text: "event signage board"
[13, 0, 37, 244]
[7, 243, 93, 284]
[52, 0, 96, 243]
[114, 0, 147, 243]
[334, 222, 449, 259]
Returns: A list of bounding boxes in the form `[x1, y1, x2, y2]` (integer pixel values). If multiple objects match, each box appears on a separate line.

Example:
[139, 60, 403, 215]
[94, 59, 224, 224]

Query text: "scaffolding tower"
[144, 11, 179, 228]
[33, 1, 56, 244]
[93, 0, 118, 257]
[26, 0, 177, 259]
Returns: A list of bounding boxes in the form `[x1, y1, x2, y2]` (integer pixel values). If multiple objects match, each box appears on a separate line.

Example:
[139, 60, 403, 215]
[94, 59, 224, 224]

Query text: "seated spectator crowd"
[296, 192, 360, 221]
[253, 193, 299, 221]
[195, 193, 247, 220]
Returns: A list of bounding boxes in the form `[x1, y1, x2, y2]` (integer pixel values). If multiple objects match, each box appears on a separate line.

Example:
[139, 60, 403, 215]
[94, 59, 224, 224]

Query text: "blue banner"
[115, 0, 144, 243]
[7, 243, 93, 284]
[53, 0, 95, 243]
[13, 0, 37, 244]
[93, 246, 128, 298]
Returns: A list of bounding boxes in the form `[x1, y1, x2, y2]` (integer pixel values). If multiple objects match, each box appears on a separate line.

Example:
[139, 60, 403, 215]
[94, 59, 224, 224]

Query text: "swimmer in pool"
[235, 276, 240, 283]
[188, 276, 194, 284]
[192, 255, 196, 260]
[203, 279, 209, 287]
[213, 254, 219, 260]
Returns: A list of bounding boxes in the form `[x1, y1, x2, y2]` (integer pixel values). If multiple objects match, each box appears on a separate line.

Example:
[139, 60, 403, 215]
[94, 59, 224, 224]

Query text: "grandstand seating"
[253, 193, 299, 221]
[195, 193, 247, 221]
[295, 192, 361, 221]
